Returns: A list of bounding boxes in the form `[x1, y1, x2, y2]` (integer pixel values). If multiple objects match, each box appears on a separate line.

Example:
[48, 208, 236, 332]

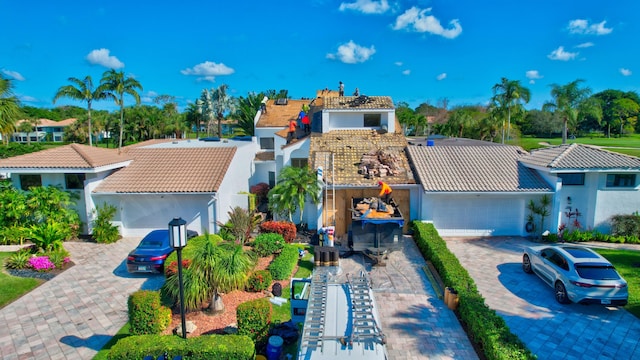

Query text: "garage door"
[432, 196, 524, 236]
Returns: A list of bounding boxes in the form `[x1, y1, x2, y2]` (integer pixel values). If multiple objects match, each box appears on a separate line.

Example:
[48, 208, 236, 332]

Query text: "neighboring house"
[519, 143, 640, 234]
[13, 118, 77, 143]
[407, 140, 554, 236]
[0, 138, 261, 237]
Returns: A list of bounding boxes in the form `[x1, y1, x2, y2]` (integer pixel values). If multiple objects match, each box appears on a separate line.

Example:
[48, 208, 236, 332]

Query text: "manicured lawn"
[516, 135, 640, 154]
[0, 252, 42, 308]
[594, 248, 640, 318]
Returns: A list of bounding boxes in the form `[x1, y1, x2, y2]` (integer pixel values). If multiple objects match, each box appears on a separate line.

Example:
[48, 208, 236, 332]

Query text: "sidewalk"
[0, 237, 163, 360]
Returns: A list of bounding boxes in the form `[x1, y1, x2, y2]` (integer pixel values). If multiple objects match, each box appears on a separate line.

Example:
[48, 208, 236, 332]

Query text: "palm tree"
[235, 92, 263, 136]
[491, 77, 530, 143]
[53, 76, 109, 146]
[100, 69, 142, 152]
[268, 166, 322, 223]
[200, 84, 236, 137]
[543, 80, 597, 144]
[0, 74, 22, 145]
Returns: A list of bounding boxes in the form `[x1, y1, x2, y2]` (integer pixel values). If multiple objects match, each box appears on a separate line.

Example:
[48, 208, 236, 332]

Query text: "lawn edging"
[412, 221, 535, 360]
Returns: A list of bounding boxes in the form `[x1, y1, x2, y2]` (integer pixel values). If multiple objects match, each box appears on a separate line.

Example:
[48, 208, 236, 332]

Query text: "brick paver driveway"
[445, 237, 640, 360]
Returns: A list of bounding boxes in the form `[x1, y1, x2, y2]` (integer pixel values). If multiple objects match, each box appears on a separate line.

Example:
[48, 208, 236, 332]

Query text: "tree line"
[397, 78, 640, 144]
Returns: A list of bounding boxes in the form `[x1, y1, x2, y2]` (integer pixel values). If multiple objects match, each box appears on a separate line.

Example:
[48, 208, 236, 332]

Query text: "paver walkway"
[340, 237, 478, 360]
[445, 237, 640, 360]
[0, 237, 164, 360]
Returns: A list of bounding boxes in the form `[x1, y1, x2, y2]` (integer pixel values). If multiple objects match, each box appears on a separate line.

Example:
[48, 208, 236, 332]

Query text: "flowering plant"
[28, 256, 56, 272]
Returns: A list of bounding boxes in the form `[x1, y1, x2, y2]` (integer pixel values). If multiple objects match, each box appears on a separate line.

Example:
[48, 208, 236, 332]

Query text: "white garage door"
[432, 196, 525, 236]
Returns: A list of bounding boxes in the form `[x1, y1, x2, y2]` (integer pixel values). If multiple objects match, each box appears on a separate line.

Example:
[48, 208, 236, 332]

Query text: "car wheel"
[555, 281, 570, 304]
[522, 254, 533, 274]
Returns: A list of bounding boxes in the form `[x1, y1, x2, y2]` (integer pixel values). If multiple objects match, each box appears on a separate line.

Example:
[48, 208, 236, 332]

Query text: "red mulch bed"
[162, 255, 291, 337]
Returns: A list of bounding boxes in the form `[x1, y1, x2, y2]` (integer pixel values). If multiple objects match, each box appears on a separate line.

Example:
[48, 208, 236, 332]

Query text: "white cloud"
[339, 0, 389, 14]
[620, 68, 632, 76]
[568, 19, 613, 35]
[402, 69, 411, 75]
[526, 70, 543, 84]
[1, 69, 25, 81]
[392, 7, 462, 39]
[394, 61, 403, 66]
[576, 42, 594, 48]
[326, 41, 376, 64]
[547, 46, 578, 61]
[436, 72, 446, 81]
[180, 61, 235, 82]
[20, 95, 37, 102]
[86, 48, 124, 69]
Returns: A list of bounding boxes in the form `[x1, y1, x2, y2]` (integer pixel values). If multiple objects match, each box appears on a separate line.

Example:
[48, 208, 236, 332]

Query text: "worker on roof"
[378, 181, 392, 204]
[287, 118, 297, 144]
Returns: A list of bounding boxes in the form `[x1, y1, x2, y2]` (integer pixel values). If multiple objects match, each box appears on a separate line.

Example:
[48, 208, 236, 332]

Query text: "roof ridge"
[70, 143, 96, 168]
[548, 143, 575, 167]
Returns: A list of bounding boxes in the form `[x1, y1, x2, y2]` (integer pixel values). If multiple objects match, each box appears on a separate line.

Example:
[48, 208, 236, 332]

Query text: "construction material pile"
[358, 149, 404, 178]
[353, 197, 395, 218]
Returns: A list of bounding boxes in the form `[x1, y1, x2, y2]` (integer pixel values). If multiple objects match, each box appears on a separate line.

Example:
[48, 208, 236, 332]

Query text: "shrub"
[47, 248, 71, 268]
[268, 244, 299, 280]
[237, 298, 272, 347]
[259, 221, 296, 243]
[412, 221, 534, 360]
[92, 203, 121, 243]
[247, 270, 273, 292]
[218, 206, 261, 244]
[128, 290, 172, 335]
[5, 249, 32, 269]
[108, 334, 255, 360]
[610, 214, 640, 237]
[0, 226, 29, 245]
[29, 220, 69, 252]
[165, 258, 192, 277]
[252, 233, 285, 257]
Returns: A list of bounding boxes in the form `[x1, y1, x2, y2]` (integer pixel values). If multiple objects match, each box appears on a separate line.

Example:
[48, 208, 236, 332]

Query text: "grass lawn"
[516, 135, 640, 154]
[594, 248, 640, 318]
[0, 252, 42, 309]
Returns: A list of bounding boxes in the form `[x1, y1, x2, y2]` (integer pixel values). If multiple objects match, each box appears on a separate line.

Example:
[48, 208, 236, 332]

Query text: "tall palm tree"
[200, 84, 236, 137]
[0, 74, 22, 145]
[491, 77, 530, 143]
[268, 166, 322, 223]
[100, 69, 142, 152]
[235, 92, 263, 136]
[543, 80, 595, 144]
[52, 76, 109, 146]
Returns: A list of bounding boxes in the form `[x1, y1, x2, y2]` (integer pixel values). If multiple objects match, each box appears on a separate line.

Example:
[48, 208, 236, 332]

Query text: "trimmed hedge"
[127, 290, 171, 335]
[412, 221, 534, 360]
[237, 298, 272, 347]
[268, 244, 299, 280]
[247, 269, 273, 292]
[252, 233, 285, 257]
[259, 221, 296, 243]
[107, 334, 255, 360]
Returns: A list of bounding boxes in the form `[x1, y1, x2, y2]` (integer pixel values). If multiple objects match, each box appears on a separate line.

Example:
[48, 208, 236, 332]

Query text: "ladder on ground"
[300, 269, 330, 351]
[347, 272, 385, 348]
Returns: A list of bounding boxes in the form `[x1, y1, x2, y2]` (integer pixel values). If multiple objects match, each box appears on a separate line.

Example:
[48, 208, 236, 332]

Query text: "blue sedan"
[126, 229, 198, 274]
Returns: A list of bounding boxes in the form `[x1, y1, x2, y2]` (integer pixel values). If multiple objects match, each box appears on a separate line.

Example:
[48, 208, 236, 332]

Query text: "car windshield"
[575, 264, 621, 280]
[139, 240, 165, 248]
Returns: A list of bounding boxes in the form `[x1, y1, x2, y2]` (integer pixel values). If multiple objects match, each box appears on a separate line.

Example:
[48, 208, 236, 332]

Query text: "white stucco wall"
[322, 110, 394, 132]
[593, 173, 640, 232]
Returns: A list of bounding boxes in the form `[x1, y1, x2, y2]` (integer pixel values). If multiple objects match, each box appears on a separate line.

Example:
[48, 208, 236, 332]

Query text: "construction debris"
[358, 149, 404, 178]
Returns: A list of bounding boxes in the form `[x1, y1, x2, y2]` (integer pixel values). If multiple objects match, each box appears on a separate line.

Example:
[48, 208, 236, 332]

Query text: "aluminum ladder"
[300, 269, 330, 351]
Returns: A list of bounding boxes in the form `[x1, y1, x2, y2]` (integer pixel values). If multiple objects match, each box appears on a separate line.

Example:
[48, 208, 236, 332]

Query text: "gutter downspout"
[212, 193, 219, 234]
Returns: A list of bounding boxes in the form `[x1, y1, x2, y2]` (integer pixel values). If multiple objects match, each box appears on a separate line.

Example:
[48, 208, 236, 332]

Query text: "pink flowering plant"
[28, 255, 56, 272]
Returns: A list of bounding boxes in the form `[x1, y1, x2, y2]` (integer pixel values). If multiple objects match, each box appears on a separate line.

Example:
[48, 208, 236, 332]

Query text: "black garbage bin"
[272, 283, 282, 297]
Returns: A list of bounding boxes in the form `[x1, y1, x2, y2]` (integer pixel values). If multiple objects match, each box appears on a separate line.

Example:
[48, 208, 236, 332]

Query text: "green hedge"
[268, 244, 299, 280]
[237, 298, 272, 347]
[127, 290, 171, 335]
[107, 334, 255, 360]
[252, 233, 285, 257]
[412, 222, 534, 360]
[247, 269, 273, 292]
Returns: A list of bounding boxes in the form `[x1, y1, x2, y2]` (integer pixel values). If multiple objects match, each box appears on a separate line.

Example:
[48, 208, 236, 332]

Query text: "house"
[0, 138, 261, 236]
[519, 143, 640, 234]
[13, 118, 77, 143]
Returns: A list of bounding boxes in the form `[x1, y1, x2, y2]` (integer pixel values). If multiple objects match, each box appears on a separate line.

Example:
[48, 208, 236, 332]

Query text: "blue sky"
[2, 0, 639, 112]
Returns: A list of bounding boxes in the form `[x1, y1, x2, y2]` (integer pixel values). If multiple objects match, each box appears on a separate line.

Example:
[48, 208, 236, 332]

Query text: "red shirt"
[301, 115, 310, 125]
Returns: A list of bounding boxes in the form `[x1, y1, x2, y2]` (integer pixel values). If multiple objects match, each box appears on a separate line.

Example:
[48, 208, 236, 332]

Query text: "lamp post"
[169, 217, 188, 339]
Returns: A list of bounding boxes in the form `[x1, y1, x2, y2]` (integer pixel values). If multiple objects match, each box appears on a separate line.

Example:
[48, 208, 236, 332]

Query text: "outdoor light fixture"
[169, 217, 188, 339]
[567, 197, 572, 205]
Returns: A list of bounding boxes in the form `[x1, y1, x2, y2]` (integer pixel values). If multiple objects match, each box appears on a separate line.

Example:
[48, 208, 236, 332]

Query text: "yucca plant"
[5, 249, 32, 269]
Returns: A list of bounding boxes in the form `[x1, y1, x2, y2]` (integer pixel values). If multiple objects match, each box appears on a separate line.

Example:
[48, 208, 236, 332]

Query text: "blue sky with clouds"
[2, 0, 638, 112]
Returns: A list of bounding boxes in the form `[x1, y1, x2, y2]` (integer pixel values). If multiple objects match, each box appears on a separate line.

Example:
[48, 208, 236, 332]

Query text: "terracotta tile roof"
[255, 151, 275, 161]
[94, 147, 236, 193]
[256, 99, 311, 128]
[309, 130, 415, 186]
[0, 143, 131, 169]
[122, 138, 179, 151]
[323, 96, 394, 110]
[520, 143, 640, 170]
[16, 118, 77, 127]
[407, 145, 552, 192]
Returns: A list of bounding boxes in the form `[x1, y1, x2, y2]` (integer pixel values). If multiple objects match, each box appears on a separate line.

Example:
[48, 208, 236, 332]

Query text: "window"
[364, 114, 381, 127]
[268, 171, 276, 188]
[65, 173, 86, 190]
[19, 174, 41, 190]
[291, 158, 308, 168]
[558, 173, 584, 186]
[606, 174, 636, 188]
[259, 137, 274, 150]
